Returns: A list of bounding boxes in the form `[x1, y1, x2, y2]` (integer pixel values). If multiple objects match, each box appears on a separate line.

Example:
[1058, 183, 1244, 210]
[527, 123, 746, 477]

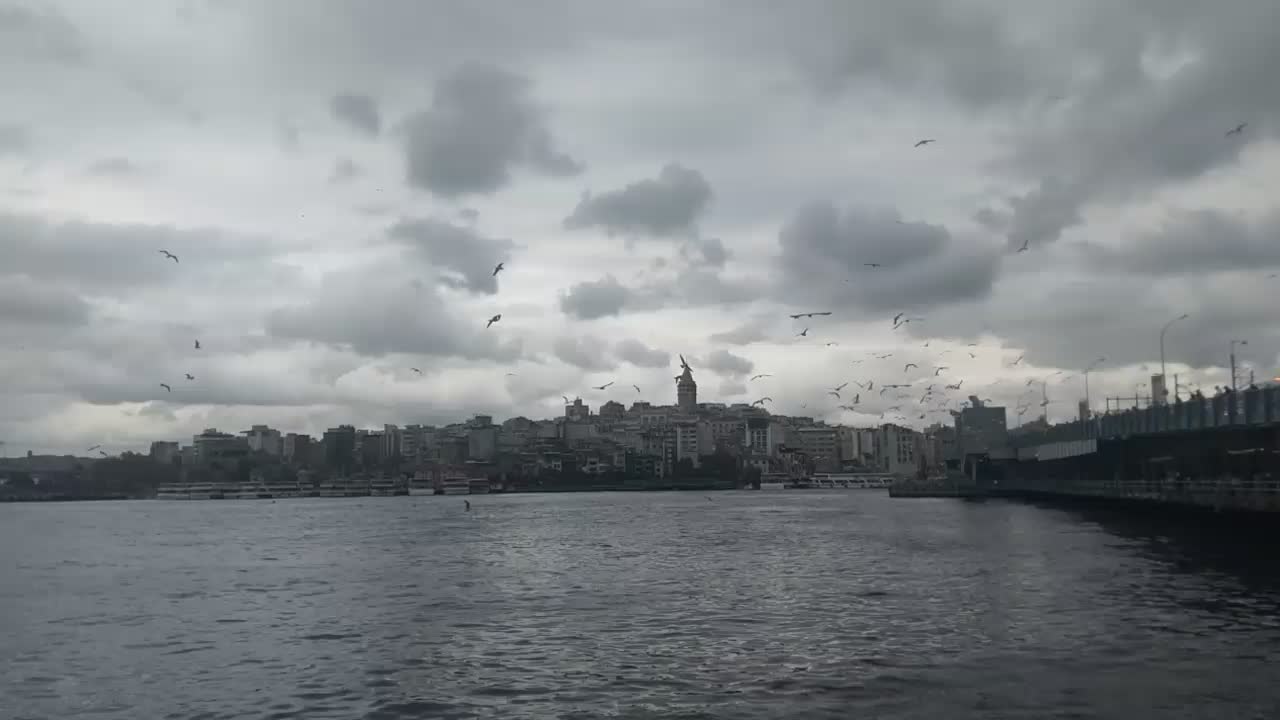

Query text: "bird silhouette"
[864, 263, 882, 268]
[158, 249, 179, 263]
[903, 363, 918, 372]
[411, 367, 422, 374]
[86, 444, 101, 452]
[184, 373, 195, 380]
[633, 384, 641, 393]
[486, 314, 501, 328]
[193, 339, 200, 349]
[1012, 354, 1025, 366]
[892, 312, 904, 325]
[561, 395, 570, 404]
[789, 311, 832, 319]
[1017, 239, 1029, 253]
[492, 262, 505, 276]
[99, 450, 108, 457]
[751, 397, 773, 406]
[947, 380, 964, 390]
[593, 381, 614, 390]
[796, 328, 809, 337]
[825, 342, 838, 347]
[750, 374, 772, 381]
[159, 383, 171, 392]
[1226, 123, 1247, 137]
[833, 382, 848, 391]
[505, 372, 517, 377]
[914, 139, 935, 147]
[934, 367, 948, 375]
[828, 390, 841, 398]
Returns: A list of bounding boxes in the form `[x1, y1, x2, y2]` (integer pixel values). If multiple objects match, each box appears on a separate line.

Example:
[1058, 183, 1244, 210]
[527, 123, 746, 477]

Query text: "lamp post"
[1229, 339, 1248, 392]
[1159, 313, 1190, 402]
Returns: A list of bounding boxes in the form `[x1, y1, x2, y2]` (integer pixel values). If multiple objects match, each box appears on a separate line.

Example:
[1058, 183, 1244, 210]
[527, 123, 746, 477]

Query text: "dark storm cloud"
[0, 4, 85, 65]
[702, 349, 753, 377]
[265, 268, 523, 361]
[403, 62, 581, 198]
[1083, 209, 1280, 276]
[0, 212, 285, 295]
[330, 92, 381, 136]
[0, 274, 90, 327]
[552, 335, 615, 372]
[388, 217, 513, 295]
[559, 275, 634, 320]
[564, 164, 712, 238]
[330, 156, 361, 183]
[992, 1, 1280, 249]
[614, 338, 669, 368]
[86, 157, 141, 177]
[0, 124, 29, 154]
[776, 203, 1001, 313]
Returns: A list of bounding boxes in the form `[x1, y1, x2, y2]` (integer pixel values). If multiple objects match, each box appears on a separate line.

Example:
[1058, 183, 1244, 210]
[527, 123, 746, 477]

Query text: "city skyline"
[3, 1, 1280, 456]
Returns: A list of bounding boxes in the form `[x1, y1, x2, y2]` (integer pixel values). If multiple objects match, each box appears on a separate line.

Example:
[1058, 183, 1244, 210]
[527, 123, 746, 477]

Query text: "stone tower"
[675, 354, 697, 411]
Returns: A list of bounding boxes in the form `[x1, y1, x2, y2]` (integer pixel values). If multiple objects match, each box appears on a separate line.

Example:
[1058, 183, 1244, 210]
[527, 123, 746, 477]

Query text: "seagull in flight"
[158, 249, 179, 263]
[914, 139, 935, 147]
[892, 312, 905, 325]
[411, 368, 422, 374]
[486, 314, 502, 328]
[864, 263, 882, 268]
[1017, 239, 1029, 253]
[184, 373, 195, 380]
[492, 262, 505, 276]
[633, 384, 641, 393]
[903, 363, 918, 372]
[750, 374, 772, 381]
[99, 450, 108, 457]
[946, 380, 963, 390]
[1011, 354, 1025, 366]
[159, 383, 172, 392]
[1226, 123, 1247, 137]
[193, 339, 201, 350]
[751, 397, 773, 406]
[561, 395, 570, 404]
[505, 372, 517, 377]
[789, 311, 833, 319]
[796, 328, 809, 337]
[934, 367, 949, 375]
[825, 342, 838, 347]
[86, 445, 101, 452]
[968, 352, 977, 358]
[593, 381, 615, 390]
[827, 390, 841, 399]
[833, 382, 849, 392]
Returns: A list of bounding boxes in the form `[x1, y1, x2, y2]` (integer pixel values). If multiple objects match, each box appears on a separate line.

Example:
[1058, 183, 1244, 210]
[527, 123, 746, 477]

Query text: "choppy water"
[3, 492, 1280, 719]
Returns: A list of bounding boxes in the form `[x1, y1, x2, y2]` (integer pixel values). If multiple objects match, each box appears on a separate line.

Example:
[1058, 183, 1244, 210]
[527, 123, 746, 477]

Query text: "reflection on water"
[2, 492, 1279, 719]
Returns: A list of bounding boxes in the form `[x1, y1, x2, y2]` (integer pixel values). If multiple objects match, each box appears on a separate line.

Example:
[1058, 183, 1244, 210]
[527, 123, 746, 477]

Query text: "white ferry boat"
[155, 482, 215, 500]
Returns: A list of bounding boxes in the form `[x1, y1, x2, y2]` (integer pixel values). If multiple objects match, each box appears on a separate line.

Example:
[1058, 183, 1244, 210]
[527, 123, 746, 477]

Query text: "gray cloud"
[776, 203, 1002, 313]
[330, 92, 381, 136]
[388, 217, 513, 295]
[564, 163, 711, 238]
[266, 267, 523, 361]
[559, 275, 633, 320]
[0, 124, 29, 154]
[0, 274, 91, 327]
[276, 118, 301, 152]
[552, 335, 615, 371]
[0, 212, 287, 296]
[702, 348, 753, 377]
[718, 379, 747, 397]
[403, 62, 581, 197]
[86, 157, 141, 177]
[0, 4, 84, 65]
[330, 156, 361, 183]
[685, 237, 730, 269]
[614, 338, 669, 368]
[1084, 209, 1280, 276]
[709, 321, 769, 346]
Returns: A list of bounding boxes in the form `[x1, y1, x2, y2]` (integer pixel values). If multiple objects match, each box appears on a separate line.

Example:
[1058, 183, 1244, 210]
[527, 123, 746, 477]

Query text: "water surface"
[3, 492, 1279, 719]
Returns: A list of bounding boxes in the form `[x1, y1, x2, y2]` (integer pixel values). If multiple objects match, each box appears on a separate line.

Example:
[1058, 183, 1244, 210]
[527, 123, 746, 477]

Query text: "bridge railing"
[1011, 386, 1280, 448]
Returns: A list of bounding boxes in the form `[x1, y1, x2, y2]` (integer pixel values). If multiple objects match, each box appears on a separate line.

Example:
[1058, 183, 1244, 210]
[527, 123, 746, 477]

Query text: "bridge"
[978, 385, 1280, 514]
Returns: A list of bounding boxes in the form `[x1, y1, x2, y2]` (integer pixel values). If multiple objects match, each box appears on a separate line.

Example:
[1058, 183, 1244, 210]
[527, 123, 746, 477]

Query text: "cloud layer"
[3, 0, 1280, 454]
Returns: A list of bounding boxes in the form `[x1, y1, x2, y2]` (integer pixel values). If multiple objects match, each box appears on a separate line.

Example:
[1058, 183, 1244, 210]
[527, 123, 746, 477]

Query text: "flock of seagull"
[134, 123, 1258, 438]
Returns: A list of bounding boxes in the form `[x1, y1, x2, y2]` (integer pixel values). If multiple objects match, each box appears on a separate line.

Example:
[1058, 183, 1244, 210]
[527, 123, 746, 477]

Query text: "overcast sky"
[3, 0, 1279, 455]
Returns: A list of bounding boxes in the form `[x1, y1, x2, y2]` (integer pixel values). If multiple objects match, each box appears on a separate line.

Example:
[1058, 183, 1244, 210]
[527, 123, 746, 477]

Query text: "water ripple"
[3, 493, 1280, 718]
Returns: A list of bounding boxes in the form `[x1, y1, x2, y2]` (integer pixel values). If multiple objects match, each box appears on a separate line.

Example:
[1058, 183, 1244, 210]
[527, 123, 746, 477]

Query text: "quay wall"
[988, 423, 1280, 513]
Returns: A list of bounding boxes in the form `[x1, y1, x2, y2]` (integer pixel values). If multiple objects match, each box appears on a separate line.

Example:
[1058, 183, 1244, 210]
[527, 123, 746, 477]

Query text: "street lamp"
[1230, 339, 1248, 392]
[1083, 357, 1106, 416]
[1159, 313, 1190, 401]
